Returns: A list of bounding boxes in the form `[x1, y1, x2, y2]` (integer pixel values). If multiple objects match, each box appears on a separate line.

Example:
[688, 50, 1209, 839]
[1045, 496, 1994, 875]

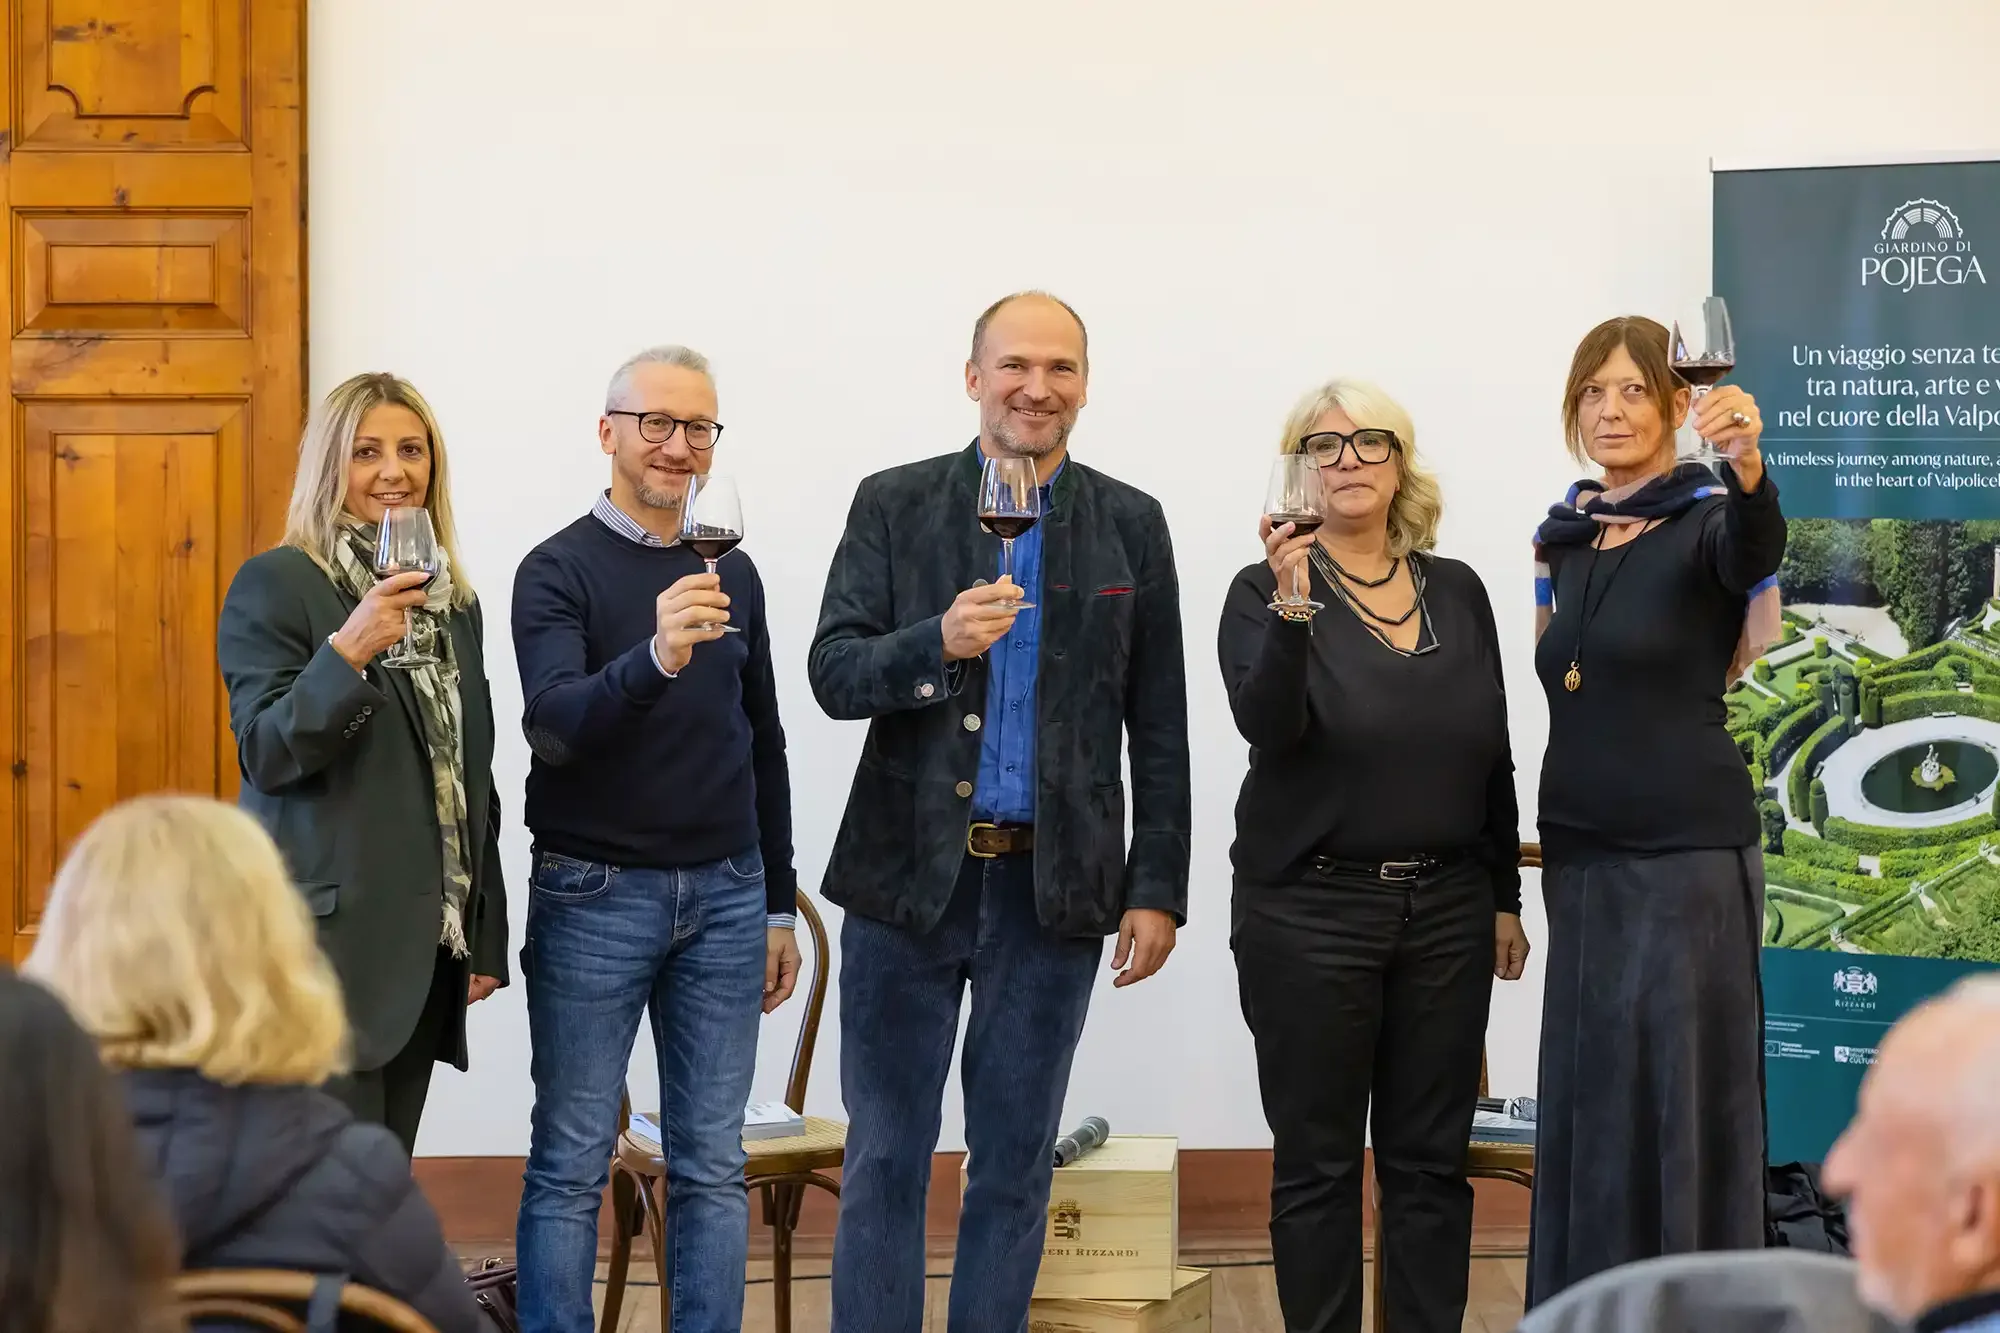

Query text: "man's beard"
[987, 409, 1073, 459]
[628, 461, 685, 513]
[636, 481, 683, 513]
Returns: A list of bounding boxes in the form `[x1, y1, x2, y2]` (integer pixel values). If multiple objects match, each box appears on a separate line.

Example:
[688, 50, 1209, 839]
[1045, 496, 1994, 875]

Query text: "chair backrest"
[175, 1270, 439, 1333]
[1479, 844, 1543, 1100]
[617, 888, 832, 1130]
[1513, 1250, 1895, 1333]
[781, 889, 831, 1113]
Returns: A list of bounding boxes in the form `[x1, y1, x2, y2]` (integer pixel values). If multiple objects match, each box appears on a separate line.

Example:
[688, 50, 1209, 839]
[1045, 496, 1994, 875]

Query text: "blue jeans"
[515, 848, 767, 1333]
[830, 853, 1102, 1333]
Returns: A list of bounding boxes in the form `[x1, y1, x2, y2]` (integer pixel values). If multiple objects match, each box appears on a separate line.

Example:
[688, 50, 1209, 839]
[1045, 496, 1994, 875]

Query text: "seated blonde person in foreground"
[24, 794, 483, 1333]
[1824, 973, 2000, 1333]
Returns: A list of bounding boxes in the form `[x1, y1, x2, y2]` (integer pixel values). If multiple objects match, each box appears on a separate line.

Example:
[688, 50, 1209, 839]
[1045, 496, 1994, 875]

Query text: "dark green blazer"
[217, 545, 508, 1072]
[808, 444, 1191, 937]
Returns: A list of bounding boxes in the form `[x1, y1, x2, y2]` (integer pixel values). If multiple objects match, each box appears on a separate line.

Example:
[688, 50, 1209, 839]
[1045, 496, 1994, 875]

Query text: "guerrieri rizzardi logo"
[1043, 1199, 1140, 1259]
[1864, 198, 1986, 292]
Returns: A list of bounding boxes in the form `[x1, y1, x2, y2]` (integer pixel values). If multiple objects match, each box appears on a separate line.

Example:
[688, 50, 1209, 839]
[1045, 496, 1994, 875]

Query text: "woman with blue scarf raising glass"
[1527, 315, 1786, 1308]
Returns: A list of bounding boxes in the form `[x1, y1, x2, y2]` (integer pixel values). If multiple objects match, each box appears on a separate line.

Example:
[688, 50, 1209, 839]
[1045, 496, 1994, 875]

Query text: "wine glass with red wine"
[1671, 296, 1737, 472]
[679, 473, 743, 633]
[1263, 452, 1326, 617]
[977, 455, 1041, 611]
[373, 505, 444, 668]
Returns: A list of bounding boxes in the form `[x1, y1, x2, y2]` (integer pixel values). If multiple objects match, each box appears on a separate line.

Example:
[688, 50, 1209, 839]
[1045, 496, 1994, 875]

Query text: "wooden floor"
[575, 1250, 1529, 1332]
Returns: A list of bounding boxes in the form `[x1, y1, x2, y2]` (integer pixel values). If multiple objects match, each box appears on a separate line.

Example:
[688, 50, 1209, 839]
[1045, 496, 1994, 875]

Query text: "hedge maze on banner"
[1738, 518, 2000, 962]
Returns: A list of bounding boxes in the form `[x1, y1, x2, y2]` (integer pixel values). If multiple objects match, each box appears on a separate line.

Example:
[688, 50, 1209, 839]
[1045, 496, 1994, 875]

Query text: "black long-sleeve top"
[1218, 554, 1523, 912]
[1533, 467, 1786, 861]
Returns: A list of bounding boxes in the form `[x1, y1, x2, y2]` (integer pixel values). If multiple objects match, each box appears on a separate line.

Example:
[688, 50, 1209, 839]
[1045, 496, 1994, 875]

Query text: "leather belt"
[1310, 853, 1444, 885]
[967, 822, 1034, 859]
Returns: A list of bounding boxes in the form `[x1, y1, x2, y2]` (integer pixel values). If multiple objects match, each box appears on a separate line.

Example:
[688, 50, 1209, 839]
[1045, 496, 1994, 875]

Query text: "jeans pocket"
[721, 848, 764, 883]
[531, 850, 612, 904]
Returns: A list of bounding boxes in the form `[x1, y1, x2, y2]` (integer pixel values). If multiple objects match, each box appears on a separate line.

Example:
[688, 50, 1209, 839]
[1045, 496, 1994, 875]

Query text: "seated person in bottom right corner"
[1822, 972, 2000, 1333]
[23, 793, 484, 1333]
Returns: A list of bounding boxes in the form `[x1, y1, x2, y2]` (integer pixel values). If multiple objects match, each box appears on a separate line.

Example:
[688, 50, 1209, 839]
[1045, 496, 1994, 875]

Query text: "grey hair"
[605, 345, 713, 411]
[1947, 974, 2000, 1007]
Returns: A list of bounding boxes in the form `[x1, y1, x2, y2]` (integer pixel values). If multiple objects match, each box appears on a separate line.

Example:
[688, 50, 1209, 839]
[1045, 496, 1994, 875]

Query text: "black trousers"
[1232, 858, 1496, 1333]
[326, 944, 461, 1158]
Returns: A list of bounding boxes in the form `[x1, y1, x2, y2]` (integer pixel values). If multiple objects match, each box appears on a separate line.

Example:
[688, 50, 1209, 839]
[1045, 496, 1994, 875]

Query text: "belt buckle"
[967, 821, 998, 859]
[1378, 860, 1423, 884]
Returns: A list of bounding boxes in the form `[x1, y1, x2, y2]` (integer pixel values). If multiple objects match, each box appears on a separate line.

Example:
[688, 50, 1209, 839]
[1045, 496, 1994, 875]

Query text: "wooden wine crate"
[966, 1133, 1180, 1301]
[1027, 1267, 1212, 1333]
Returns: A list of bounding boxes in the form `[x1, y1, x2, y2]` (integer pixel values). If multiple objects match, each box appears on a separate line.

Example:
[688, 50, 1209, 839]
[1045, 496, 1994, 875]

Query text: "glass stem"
[398, 611, 418, 659]
[1291, 559, 1304, 605]
[1001, 537, 1016, 594]
[706, 558, 719, 576]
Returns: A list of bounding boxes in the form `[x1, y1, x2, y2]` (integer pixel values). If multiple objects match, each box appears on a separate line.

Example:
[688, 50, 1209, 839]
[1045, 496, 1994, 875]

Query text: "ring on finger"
[1730, 411, 1749, 427]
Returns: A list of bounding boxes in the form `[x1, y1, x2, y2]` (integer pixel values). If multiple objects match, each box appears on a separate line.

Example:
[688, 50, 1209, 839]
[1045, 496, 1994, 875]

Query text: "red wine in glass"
[978, 513, 1039, 541]
[1672, 359, 1734, 388]
[686, 532, 742, 562]
[372, 506, 443, 668]
[976, 456, 1041, 610]
[1263, 456, 1327, 616]
[1266, 511, 1325, 538]
[679, 474, 744, 632]
[1671, 297, 1738, 470]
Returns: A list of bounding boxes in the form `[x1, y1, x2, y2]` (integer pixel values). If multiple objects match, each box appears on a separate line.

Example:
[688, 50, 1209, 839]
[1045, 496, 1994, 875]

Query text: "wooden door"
[1, 0, 305, 962]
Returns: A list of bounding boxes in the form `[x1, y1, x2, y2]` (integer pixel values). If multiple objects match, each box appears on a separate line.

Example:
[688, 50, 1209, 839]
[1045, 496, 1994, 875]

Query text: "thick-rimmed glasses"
[1300, 429, 1400, 467]
[607, 411, 723, 449]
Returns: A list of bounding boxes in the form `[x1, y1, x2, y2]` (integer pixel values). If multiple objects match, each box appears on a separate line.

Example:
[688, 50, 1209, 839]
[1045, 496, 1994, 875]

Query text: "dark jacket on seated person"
[123, 1066, 482, 1333]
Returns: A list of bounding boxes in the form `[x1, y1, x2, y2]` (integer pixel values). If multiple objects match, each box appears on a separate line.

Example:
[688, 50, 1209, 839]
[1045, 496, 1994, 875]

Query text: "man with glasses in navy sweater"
[510, 344, 799, 1333]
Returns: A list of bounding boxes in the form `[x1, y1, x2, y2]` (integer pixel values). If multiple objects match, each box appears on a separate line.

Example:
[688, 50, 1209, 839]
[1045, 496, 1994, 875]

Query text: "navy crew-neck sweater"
[510, 515, 796, 917]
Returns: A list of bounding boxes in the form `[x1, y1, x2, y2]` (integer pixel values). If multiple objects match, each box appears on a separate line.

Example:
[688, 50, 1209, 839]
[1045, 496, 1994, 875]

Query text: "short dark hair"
[970, 290, 1089, 368]
[1561, 315, 1684, 465]
[0, 972, 180, 1333]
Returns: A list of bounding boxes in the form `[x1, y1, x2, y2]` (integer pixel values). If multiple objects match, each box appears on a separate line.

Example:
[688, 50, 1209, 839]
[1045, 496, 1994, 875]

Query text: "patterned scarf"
[1532, 462, 1782, 687]
[326, 519, 472, 959]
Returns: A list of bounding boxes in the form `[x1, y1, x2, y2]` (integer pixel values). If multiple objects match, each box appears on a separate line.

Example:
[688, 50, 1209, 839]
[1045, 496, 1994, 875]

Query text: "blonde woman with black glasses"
[216, 372, 508, 1156]
[25, 794, 482, 1333]
[1218, 378, 1528, 1333]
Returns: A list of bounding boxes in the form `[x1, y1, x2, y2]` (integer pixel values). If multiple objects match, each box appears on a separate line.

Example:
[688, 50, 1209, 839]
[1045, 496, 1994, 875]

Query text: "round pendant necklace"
[1564, 522, 1650, 692]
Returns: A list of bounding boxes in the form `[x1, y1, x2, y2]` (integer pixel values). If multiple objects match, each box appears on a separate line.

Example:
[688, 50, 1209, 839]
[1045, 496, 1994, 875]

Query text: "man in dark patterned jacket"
[808, 291, 1191, 1333]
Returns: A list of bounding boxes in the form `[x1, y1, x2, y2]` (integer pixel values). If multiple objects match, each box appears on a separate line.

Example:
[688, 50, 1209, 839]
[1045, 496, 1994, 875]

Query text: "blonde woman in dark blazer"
[216, 372, 508, 1155]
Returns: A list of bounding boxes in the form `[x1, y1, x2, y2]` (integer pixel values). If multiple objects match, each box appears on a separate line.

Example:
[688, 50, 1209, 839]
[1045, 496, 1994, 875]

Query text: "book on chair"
[628, 1101, 806, 1151]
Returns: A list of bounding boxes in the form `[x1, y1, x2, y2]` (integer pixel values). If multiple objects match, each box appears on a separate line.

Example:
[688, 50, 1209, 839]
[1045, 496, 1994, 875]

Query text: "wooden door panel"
[14, 401, 244, 924]
[3, 0, 302, 961]
[17, 211, 250, 333]
[15, 0, 245, 148]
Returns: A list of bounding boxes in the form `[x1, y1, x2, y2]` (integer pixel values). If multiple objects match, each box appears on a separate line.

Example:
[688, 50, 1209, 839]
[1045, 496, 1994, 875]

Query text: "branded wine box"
[1027, 1267, 1212, 1333]
[962, 1133, 1181, 1301]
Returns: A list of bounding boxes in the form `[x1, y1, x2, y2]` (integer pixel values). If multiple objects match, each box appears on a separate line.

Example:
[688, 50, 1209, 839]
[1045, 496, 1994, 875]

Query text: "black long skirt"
[1525, 846, 1769, 1309]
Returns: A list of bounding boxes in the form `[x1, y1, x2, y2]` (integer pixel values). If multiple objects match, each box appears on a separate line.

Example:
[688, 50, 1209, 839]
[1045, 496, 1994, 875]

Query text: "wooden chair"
[1370, 843, 1541, 1333]
[174, 1270, 439, 1333]
[601, 889, 844, 1333]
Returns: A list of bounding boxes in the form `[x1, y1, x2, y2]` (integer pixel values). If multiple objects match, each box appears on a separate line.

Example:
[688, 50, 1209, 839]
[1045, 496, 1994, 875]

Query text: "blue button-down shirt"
[971, 463, 1060, 823]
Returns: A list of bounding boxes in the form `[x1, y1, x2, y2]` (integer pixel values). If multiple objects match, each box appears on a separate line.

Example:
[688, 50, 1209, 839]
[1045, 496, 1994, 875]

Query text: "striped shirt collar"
[591, 489, 679, 548]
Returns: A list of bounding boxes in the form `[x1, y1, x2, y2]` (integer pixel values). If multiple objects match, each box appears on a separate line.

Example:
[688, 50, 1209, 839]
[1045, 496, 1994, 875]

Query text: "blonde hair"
[281, 372, 476, 608]
[25, 795, 351, 1086]
[1278, 378, 1443, 559]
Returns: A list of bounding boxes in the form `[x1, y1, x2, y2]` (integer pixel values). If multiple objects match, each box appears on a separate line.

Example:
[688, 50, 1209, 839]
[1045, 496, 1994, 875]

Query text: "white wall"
[308, 0, 2000, 1156]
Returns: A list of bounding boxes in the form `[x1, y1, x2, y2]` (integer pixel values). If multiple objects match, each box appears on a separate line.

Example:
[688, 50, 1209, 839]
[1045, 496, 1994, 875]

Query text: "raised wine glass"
[373, 505, 443, 669]
[977, 455, 1041, 611]
[1671, 296, 1737, 473]
[679, 472, 743, 632]
[1263, 452, 1326, 617]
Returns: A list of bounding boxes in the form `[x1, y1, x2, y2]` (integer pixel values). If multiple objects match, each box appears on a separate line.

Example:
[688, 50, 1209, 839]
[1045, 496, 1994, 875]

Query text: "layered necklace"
[1312, 544, 1434, 656]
